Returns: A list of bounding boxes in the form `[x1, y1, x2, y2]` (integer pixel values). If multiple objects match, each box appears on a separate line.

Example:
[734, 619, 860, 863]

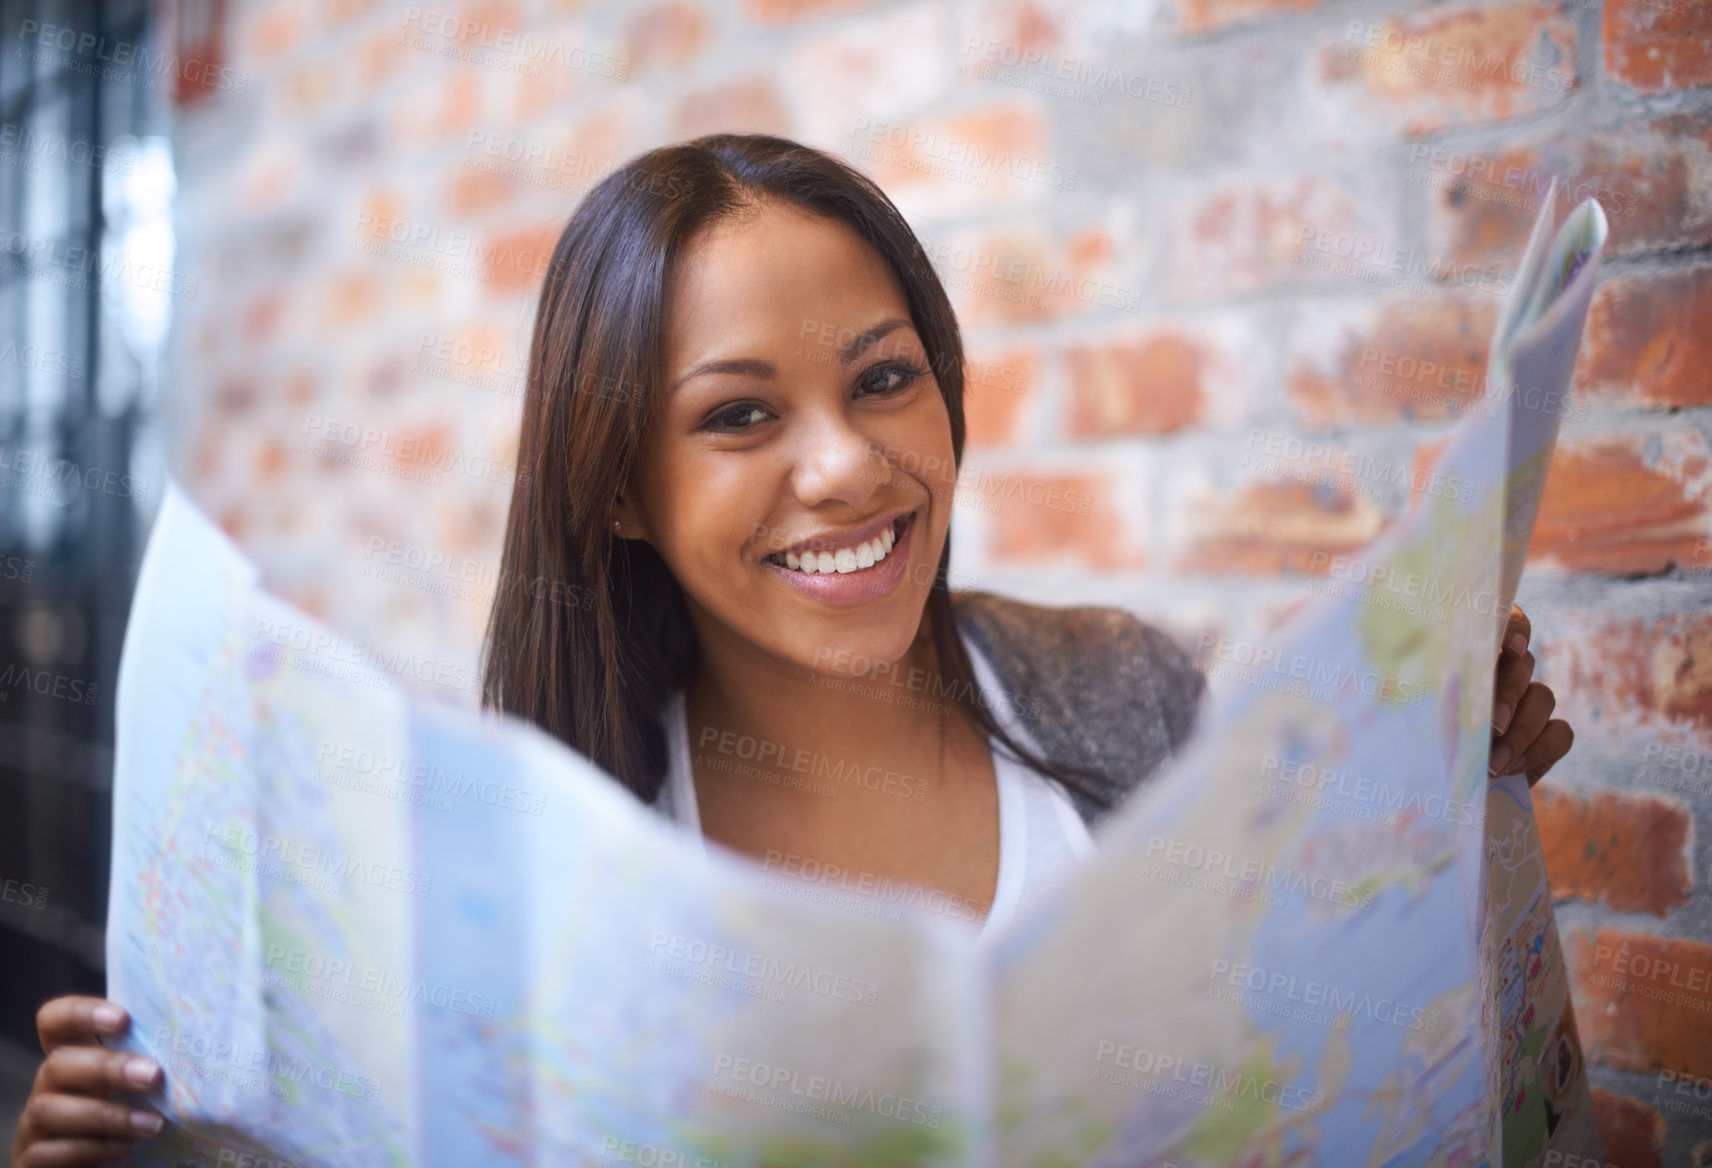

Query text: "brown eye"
[702, 402, 772, 433]
[857, 361, 926, 398]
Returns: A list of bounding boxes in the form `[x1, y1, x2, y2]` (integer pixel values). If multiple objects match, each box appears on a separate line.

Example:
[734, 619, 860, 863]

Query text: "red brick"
[1064, 332, 1206, 439]
[1288, 295, 1498, 428]
[980, 471, 1145, 569]
[1171, 479, 1385, 575]
[744, 0, 868, 21]
[1534, 788, 1693, 916]
[483, 222, 561, 294]
[1567, 928, 1712, 1080]
[671, 78, 791, 139]
[1163, 172, 1388, 301]
[963, 348, 1036, 448]
[1590, 1089, 1664, 1168]
[1531, 434, 1712, 574]
[625, 3, 709, 73]
[447, 166, 513, 216]
[850, 102, 1058, 217]
[1604, 0, 1712, 93]
[1421, 118, 1712, 267]
[1173, 0, 1317, 36]
[1551, 610, 1712, 741]
[930, 221, 1137, 329]
[1313, 1, 1577, 138]
[249, 4, 306, 60]
[1575, 266, 1712, 410]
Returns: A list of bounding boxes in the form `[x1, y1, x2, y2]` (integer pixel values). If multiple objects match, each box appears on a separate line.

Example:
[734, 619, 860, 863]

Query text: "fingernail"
[125, 1057, 161, 1088]
[1509, 633, 1527, 656]
[1493, 703, 1512, 734]
[1490, 743, 1513, 774]
[93, 1004, 126, 1030]
[130, 1109, 164, 1135]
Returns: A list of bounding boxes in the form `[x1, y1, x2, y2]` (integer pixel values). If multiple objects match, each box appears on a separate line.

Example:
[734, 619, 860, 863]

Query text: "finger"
[21, 1092, 165, 1142]
[1492, 650, 1535, 736]
[36, 1046, 162, 1096]
[1491, 682, 1556, 777]
[36, 999, 128, 1054]
[1500, 603, 1531, 661]
[13, 1137, 139, 1168]
[1519, 719, 1574, 787]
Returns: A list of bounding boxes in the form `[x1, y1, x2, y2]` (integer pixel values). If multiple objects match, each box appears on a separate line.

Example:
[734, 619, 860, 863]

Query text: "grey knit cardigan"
[952, 589, 1208, 832]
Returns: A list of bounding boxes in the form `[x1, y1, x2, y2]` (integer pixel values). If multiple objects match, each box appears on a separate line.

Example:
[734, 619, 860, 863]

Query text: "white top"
[652, 639, 1094, 940]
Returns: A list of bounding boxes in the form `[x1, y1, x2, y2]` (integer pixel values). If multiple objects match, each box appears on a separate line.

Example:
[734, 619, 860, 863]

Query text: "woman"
[13, 133, 1573, 1166]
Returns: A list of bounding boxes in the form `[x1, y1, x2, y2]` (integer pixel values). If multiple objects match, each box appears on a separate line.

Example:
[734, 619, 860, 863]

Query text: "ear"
[610, 491, 651, 544]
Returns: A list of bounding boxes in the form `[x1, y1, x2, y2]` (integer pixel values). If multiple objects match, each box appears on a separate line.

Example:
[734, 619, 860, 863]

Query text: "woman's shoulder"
[951, 589, 1207, 824]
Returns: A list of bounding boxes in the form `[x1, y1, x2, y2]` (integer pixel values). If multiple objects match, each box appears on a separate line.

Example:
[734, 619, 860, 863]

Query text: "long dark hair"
[481, 132, 1103, 804]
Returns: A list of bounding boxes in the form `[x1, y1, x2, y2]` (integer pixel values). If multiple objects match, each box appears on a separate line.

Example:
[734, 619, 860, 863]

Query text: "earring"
[612, 519, 621, 532]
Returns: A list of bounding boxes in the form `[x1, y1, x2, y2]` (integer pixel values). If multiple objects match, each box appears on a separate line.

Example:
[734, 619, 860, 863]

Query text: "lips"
[762, 511, 915, 576]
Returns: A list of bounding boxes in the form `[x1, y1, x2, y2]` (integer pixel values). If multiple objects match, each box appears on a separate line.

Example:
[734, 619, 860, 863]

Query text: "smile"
[765, 513, 909, 575]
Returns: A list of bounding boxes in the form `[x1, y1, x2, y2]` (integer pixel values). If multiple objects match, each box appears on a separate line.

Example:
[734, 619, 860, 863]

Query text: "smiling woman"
[477, 133, 1216, 927]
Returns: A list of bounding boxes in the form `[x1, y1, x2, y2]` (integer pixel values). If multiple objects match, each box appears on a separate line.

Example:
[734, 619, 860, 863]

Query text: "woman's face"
[616, 199, 956, 680]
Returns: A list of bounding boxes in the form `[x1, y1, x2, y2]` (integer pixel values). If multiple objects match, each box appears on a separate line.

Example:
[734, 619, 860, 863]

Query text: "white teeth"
[770, 517, 909, 575]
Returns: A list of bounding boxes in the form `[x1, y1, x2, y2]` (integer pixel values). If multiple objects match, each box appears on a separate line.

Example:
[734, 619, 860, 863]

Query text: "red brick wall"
[167, 1, 1711, 1156]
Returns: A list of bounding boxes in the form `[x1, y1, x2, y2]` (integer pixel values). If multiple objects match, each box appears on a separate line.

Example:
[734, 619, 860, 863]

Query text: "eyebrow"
[668, 317, 913, 396]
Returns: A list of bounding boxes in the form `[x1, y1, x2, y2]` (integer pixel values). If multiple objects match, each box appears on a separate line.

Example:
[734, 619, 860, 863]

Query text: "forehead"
[664, 201, 910, 354]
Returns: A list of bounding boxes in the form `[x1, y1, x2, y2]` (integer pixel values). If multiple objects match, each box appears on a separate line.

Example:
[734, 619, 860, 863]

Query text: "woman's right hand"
[11, 996, 166, 1167]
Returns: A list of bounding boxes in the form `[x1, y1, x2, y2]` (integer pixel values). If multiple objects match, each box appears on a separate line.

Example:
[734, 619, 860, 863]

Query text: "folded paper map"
[107, 183, 1609, 1167]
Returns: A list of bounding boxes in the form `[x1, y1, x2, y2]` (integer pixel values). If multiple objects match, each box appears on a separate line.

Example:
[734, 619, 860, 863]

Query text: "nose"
[786, 405, 887, 510]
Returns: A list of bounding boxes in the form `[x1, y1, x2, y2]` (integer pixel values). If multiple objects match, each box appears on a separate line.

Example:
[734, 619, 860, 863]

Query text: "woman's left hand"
[1490, 604, 1573, 786]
